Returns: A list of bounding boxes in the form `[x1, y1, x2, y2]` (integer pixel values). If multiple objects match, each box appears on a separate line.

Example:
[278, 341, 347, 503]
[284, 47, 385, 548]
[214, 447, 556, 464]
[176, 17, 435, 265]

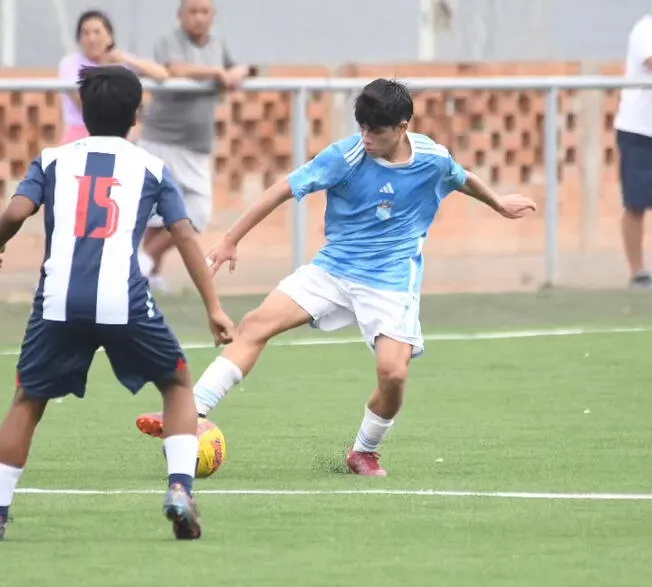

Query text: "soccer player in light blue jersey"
[138, 79, 536, 476]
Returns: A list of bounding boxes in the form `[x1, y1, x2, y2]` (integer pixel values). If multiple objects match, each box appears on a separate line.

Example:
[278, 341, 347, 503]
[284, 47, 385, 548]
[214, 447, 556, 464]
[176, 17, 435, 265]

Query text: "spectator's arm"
[108, 49, 168, 82]
[155, 33, 226, 83]
[167, 61, 227, 83]
[222, 44, 257, 86]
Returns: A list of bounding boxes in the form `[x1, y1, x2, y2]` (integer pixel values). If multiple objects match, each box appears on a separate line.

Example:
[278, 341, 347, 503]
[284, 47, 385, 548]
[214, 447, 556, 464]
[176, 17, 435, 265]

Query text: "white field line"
[14, 488, 652, 501]
[0, 326, 647, 358]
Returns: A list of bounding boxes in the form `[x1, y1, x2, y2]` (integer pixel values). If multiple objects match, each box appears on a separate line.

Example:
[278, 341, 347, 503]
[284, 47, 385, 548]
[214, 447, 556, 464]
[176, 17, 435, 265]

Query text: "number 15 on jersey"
[75, 175, 121, 239]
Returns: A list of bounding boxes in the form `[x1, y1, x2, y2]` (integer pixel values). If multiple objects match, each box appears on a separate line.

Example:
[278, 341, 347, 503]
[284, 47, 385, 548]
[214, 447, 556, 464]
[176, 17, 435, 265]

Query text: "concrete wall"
[8, 0, 652, 67]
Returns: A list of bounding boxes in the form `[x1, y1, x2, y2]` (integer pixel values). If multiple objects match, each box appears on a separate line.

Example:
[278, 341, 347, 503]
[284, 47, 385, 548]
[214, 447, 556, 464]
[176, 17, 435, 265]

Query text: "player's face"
[179, 0, 215, 40]
[78, 18, 113, 60]
[360, 123, 407, 158]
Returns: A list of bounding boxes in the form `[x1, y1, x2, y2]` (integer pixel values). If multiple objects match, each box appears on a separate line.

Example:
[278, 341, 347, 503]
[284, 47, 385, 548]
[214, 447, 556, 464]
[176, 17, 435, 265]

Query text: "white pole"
[52, 0, 75, 54]
[0, 0, 17, 67]
[418, 0, 437, 61]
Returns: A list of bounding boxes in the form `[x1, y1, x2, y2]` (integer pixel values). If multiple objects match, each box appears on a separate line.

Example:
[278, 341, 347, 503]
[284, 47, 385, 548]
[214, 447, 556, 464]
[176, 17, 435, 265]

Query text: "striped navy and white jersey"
[15, 136, 188, 325]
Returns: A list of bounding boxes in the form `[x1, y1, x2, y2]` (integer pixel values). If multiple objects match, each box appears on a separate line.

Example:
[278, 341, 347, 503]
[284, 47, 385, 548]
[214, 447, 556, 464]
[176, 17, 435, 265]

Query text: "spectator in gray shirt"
[139, 0, 253, 290]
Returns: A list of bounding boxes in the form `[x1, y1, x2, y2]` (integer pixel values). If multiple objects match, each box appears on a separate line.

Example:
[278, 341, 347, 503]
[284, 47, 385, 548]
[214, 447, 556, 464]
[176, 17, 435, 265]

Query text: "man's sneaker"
[163, 484, 201, 540]
[346, 449, 388, 477]
[136, 412, 164, 438]
[630, 272, 652, 289]
[137, 414, 212, 439]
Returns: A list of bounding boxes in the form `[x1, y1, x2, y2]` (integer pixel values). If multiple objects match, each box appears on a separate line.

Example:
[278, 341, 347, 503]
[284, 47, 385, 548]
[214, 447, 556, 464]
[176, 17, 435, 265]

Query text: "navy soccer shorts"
[617, 129, 652, 213]
[16, 314, 186, 400]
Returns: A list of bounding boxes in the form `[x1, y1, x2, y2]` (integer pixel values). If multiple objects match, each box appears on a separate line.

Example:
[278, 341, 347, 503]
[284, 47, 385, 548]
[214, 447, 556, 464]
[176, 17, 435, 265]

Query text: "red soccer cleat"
[136, 412, 164, 438]
[137, 413, 214, 439]
[346, 449, 388, 477]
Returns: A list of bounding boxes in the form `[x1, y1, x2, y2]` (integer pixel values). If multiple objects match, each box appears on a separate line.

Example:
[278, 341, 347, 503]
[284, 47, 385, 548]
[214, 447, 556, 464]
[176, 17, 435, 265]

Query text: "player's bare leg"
[155, 363, 202, 540]
[137, 290, 312, 435]
[0, 388, 48, 540]
[347, 336, 413, 477]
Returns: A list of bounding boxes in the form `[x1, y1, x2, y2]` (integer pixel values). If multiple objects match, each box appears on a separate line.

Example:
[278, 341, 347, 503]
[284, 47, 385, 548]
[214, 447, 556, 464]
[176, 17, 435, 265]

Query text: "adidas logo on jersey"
[379, 183, 394, 194]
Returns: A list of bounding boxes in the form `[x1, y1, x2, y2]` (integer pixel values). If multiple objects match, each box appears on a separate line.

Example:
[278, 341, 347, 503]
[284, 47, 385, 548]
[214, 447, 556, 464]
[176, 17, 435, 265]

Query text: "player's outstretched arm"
[207, 179, 294, 274]
[458, 171, 537, 219]
[169, 219, 235, 346]
[0, 196, 38, 251]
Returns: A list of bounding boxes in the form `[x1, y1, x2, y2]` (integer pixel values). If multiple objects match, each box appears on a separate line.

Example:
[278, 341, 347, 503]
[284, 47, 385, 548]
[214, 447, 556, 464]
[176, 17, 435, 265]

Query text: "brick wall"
[0, 62, 638, 298]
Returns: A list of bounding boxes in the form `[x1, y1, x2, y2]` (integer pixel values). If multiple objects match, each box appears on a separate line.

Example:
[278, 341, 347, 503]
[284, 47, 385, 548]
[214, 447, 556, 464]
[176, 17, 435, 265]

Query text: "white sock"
[194, 356, 243, 415]
[0, 463, 23, 508]
[352, 406, 394, 453]
[163, 434, 199, 478]
[138, 251, 155, 278]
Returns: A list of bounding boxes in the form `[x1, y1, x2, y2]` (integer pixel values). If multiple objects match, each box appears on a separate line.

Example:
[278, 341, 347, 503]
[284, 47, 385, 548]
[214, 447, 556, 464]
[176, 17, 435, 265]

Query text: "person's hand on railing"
[223, 65, 255, 91]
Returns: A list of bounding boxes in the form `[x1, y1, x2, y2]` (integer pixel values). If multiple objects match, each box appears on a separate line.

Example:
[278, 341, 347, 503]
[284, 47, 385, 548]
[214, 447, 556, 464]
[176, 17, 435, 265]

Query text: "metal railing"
[1, 75, 650, 286]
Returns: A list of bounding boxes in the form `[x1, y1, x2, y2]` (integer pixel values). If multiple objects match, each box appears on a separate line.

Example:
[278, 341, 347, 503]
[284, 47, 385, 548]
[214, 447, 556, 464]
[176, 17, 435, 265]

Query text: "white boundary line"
[14, 488, 652, 501]
[0, 326, 647, 357]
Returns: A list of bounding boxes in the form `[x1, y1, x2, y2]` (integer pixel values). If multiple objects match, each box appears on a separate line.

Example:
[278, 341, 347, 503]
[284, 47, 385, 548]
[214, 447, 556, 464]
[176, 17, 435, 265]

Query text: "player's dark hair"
[354, 79, 413, 130]
[75, 10, 114, 42]
[78, 66, 142, 137]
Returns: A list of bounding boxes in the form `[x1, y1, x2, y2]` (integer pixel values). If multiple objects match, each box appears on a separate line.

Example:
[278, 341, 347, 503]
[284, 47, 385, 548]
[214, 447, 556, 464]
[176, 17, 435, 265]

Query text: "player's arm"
[226, 180, 293, 246]
[208, 142, 349, 273]
[0, 157, 45, 251]
[157, 167, 234, 343]
[0, 197, 38, 249]
[458, 171, 536, 219]
[169, 219, 222, 313]
[169, 220, 235, 345]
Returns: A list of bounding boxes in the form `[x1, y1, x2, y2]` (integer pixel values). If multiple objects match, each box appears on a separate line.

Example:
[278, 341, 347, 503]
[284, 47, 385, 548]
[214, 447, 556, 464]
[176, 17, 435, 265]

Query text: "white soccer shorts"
[277, 264, 424, 357]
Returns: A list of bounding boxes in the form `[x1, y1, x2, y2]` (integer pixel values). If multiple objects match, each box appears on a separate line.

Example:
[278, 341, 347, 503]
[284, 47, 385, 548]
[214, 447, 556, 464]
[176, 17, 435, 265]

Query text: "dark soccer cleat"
[163, 483, 202, 540]
[346, 449, 388, 477]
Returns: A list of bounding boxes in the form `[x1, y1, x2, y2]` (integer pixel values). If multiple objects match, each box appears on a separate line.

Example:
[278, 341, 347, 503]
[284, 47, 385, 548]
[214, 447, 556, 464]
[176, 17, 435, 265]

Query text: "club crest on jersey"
[376, 200, 394, 221]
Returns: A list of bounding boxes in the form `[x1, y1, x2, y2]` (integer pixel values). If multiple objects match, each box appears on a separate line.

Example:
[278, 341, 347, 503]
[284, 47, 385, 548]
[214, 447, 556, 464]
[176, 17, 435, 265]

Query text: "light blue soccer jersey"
[287, 132, 467, 293]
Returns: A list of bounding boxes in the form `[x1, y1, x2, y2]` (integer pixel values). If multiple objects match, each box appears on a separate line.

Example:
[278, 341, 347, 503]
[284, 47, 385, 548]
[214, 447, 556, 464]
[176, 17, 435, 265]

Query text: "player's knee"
[237, 309, 276, 346]
[376, 360, 409, 392]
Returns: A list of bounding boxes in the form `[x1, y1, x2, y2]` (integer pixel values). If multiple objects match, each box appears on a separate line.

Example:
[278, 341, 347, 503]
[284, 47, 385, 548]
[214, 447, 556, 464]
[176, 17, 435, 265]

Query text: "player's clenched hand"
[495, 194, 537, 219]
[209, 308, 235, 346]
[206, 239, 238, 276]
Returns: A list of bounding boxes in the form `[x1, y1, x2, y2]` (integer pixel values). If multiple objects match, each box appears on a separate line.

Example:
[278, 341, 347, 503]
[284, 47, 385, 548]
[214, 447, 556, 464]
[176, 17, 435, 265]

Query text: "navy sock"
[0, 505, 9, 521]
[169, 473, 193, 495]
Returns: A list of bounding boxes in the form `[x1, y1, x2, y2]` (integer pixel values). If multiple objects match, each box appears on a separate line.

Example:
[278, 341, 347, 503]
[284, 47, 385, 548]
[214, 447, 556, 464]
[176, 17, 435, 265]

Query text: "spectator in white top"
[615, 12, 652, 288]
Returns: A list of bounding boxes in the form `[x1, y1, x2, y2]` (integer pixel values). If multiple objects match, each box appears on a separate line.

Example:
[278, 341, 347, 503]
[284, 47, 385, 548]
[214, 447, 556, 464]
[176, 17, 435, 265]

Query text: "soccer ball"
[161, 418, 227, 479]
[195, 419, 227, 479]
